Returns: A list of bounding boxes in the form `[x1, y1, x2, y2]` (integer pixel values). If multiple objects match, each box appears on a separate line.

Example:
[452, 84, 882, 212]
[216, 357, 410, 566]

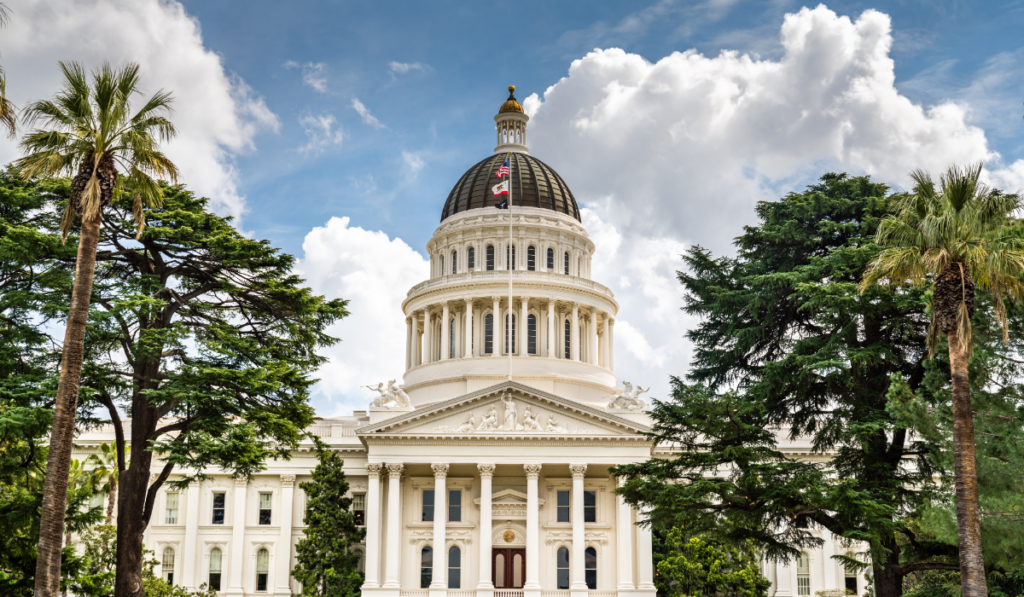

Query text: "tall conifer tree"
[616, 174, 960, 597]
[292, 445, 365, 597]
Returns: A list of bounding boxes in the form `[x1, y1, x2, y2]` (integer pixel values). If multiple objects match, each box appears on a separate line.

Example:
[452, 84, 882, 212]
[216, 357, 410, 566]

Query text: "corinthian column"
[383, 464, 405, 589]
[491, 297, 501, 357]
[477, 464, 496, 595]
[276, 475, 296, 595]
[440, 301, 451, 360]
[589, 311, 599, 365]
[430, 464, 449, 594]
[406, 316, 413, 370]
[616, 477, 635, 590]
[464, 299, 474, 357]
[601, 315, 610, 369]
[570, 464, 588, 595]
[226, 478, 247, 596]
[571, 303, 580, 361]
[423, 308, 433, 364]
[636, 508, 657, 594]
[362, 464, 383, 589]
[524, 464, 543, 596]
[547, 300, 556, 358]
[520, 296, 530, 356]
[182, 481, 200, 589]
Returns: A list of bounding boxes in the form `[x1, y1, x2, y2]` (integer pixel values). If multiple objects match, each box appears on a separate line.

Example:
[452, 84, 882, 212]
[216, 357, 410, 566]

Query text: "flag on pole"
[495, 160, 510, 177]
[492, 180, 509, 196]
[495, 199, 508, 209]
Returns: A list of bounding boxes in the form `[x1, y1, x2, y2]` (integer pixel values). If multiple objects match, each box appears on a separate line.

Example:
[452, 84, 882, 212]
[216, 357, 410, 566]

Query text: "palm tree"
[860, 163, 1024, 597]
[17, 61, 178, 597]
[0, 3, 18, 136]
[86, 441, 129, 524]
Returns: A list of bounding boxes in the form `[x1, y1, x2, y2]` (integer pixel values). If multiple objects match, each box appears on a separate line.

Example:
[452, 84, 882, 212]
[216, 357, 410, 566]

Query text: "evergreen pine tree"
[292, 444, 366, 597]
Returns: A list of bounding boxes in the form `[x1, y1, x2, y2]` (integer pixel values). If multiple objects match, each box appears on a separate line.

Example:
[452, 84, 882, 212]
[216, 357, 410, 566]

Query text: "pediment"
[356, 381, 650, 440]
[473, 489, 545, 507]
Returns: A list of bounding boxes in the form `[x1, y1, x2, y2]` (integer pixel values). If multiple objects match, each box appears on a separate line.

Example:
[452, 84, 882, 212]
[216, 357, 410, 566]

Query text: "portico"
[357, 382, 656, 597]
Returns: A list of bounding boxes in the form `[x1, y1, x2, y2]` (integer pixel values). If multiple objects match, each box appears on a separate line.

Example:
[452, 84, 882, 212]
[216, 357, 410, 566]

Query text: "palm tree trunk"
[33, 214, 102, 597]
[106, 476, 117, 525]
[947, 327, 988, 597]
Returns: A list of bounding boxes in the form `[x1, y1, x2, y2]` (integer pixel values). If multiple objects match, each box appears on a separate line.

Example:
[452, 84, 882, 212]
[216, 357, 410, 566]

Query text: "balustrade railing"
[407, 270, 613, 299]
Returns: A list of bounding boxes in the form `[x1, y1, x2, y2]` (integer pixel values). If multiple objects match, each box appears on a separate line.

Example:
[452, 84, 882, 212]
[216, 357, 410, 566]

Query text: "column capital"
[280, 474, 296, 488]
[366, 463, 384, 478]
[571, 301, 581, 309]
[569, 464, 588, 479]
[386, 463, 405, 478]
[491, 295, 502, 303]
[520, 294, 531, 302]
[464, 297, 474, 305]
[440, 299, 450, 308]
[524, 464, 542, 479]
[477, 464, 496, 478]
[406, 316, 413, 324]
[431, 463, 450, 478]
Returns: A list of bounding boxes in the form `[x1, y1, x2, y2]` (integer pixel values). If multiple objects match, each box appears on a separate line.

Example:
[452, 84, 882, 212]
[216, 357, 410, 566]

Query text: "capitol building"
[73, 88, 865, 597]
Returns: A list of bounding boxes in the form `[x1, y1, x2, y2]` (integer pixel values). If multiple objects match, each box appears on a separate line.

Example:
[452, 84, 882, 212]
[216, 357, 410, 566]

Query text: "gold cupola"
[494, 85, 529, 154]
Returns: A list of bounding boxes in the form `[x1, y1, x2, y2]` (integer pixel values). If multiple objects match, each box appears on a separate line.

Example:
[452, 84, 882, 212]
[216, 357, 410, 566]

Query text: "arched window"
[528, 314, 537, 354]
[564, 319, 571, 358]
[450, 318, 456, 359]
[486, 245, 495, 271]
[256, 548, 269, 592]
[452, 251, 458, 275]
[556, 547, 569, 589]
[440, 255, 445, 276]
[162, 547, 175, 585]
[468, 246, 476, 270]
[209, 548, 222, 591]
[844, 558, 858, 594]
[448, 546, 461, 589]
[585, 547, 597, 589]
[420, 546, 433, 589]
[505, 313, 517, 354]
[547, 247, 554, 270]
[485, 314, 494, 354]
[527, 246, 536, 271]
[507, 244, 516, 270]
[797, 553, 810, 596]
[564, 251, 570, 275]
[578, 257, 582, 276]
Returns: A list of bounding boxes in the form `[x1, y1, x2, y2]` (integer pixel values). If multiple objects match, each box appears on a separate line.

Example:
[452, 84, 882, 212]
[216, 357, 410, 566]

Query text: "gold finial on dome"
[499, 84, 524, 114]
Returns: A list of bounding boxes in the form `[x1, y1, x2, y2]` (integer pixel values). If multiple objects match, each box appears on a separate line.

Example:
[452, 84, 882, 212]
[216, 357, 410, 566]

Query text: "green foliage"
[141, 550, 217, 597]
[68, 524, 118, 597]
[292, 444, 366, 597]
[614, 174, 958, 595]
[0, 169, 103, 595]
[657, 528, 770, 597]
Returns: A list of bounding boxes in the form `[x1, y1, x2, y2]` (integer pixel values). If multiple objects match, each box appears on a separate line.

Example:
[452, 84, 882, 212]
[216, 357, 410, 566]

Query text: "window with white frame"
[547, 247, 554, 270]
[527, 245, 536, 271]
[486, 245, 495, 271]
[449, 490, 461, 522]
[556, 547, 569, 589]
[452, 250, 458, 274]
[844, 560, 858, 594]
[557, 490, 570, 522]
[505, 313, 516, 353]
[448, 546, 461, 589]
[564, 251, 570, 274]
[209, 547, 222, 591]
[485, 314, 494, 354]
[585, 547, 597, 589]
[165, 492, 179, 524]
[420, 546, 433, 588]
[353, 493, 365, 526]
[258, 493, 272, 525]
[162, 547, 175, 585]
[422, 489, 435, 522]
[584, 490, 596, 522]
[563, 319, 570, 358]
[450, 318, 456, 359]
[527, 314, 537, 354]
[256, 548, 270, 592]
[797, 553, 810, 596]
[212, 492, 225, 524]
[468, 246, 475, 270]
[506, 244, 516, 270]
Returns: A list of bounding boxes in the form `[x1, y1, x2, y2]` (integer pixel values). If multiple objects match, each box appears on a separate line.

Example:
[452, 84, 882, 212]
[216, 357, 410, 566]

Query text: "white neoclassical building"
[72, 86, 866, 597]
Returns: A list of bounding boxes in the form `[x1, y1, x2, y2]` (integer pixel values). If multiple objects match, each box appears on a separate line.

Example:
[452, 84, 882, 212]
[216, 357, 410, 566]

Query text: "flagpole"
[507, 150, 513, 382]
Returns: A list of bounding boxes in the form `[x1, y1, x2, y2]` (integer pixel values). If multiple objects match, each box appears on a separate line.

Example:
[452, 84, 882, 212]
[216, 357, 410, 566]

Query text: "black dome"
[440, 153, 581, 222]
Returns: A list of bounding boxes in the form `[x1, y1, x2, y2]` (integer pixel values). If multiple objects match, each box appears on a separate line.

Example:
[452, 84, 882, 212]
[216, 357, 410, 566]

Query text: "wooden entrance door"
[492, 548, 526, 589]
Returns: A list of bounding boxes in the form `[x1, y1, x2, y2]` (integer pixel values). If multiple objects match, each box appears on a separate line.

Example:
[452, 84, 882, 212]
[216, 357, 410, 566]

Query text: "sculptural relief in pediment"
[427, 392, 589, 435]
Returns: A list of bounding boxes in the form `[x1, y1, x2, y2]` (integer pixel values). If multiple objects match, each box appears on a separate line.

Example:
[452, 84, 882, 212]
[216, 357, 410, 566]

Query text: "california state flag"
[492, 180, 509, 196]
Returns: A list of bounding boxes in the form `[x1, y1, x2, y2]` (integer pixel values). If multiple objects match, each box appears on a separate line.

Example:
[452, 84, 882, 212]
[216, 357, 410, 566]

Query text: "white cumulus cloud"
[0, 0, 279, 224]
[352, 98, 387, 130]
[297, 217, 429, 415]
[523, 4, 1024, 400]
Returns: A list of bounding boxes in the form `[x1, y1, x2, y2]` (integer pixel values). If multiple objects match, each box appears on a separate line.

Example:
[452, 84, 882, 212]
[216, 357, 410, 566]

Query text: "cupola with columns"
[402, 87, 618, 408]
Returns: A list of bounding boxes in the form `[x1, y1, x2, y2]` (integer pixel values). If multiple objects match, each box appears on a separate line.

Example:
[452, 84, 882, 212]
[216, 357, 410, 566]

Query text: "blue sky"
[179, 0, 1024, 258]
[3, 0, 1024, 414]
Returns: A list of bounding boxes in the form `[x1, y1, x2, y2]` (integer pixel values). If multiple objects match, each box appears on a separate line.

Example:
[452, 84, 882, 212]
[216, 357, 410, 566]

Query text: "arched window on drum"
[527, 245, 536, 271]
[547, 247, 554, 271]
[486, 245, 495, 271]
[468, 246, 476, 270]
[451, 250, 458, 274]
[564, 251, 570, 275]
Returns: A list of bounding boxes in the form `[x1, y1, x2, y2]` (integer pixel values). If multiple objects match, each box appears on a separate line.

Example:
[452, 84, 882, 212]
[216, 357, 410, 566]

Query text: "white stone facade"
[70, 89, 866, 597]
